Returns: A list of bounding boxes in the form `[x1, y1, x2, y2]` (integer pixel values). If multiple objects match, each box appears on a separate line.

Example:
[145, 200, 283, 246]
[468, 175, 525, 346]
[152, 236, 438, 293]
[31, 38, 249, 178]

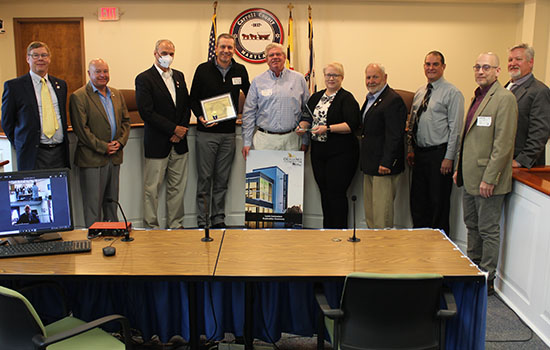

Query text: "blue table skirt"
[2, 279, 486, 350]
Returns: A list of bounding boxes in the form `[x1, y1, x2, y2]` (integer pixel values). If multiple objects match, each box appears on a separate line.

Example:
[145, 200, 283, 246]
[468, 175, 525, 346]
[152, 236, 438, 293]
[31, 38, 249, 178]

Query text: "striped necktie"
[413, 83, 433, 137]
[41, 78, 59, 138]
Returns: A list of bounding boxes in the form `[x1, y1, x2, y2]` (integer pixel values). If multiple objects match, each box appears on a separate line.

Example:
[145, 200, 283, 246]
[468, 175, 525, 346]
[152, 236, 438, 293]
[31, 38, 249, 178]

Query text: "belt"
[415, 143, 447, 152]
[257, 127, 293, 135]
[39, 143, 63, 149]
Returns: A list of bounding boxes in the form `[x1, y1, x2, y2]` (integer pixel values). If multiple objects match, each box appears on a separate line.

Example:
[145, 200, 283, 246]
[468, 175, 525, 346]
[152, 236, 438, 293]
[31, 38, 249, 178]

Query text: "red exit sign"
[98, 7, 120, 21]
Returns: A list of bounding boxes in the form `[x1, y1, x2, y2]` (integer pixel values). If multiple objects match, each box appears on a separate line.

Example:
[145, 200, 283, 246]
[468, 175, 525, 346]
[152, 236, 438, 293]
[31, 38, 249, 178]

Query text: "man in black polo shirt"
[190, 33, 250, 228]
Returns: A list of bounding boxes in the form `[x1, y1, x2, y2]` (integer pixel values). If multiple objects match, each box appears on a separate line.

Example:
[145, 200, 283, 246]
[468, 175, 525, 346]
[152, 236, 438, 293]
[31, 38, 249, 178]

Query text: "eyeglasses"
[472, 65, 497, 72]
[28, 53, 50, 59]
[324, 74, 342, 79]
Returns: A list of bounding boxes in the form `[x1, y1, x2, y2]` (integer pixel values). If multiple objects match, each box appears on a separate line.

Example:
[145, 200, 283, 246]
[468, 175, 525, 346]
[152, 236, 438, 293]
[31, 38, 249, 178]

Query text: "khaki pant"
[363, 174, 400, 228]
[143, 149, 188, 229]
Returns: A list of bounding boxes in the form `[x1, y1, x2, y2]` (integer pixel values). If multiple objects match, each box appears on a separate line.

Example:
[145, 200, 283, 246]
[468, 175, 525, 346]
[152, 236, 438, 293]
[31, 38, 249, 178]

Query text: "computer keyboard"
[0, 240, 91, 258]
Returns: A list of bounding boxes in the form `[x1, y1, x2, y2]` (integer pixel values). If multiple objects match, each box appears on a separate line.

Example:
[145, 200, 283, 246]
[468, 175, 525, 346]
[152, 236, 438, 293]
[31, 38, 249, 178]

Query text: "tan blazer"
[456, 81, 518, 196]
[70, 83, 131, 167]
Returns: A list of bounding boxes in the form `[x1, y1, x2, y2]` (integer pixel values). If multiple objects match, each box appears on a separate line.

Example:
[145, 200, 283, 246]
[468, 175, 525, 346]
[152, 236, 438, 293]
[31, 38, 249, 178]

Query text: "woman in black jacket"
[296, 62, 361, 228]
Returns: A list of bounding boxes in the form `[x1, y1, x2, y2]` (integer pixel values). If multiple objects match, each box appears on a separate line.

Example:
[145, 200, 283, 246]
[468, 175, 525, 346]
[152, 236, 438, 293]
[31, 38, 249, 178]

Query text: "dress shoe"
[211, 222, 226, 228]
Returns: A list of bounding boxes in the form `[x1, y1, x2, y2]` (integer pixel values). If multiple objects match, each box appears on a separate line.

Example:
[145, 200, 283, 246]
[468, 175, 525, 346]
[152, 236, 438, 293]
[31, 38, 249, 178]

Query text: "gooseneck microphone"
[201, 193, 213, 242]
[348, 195, 360, 243]
[106, 198, 134, 242]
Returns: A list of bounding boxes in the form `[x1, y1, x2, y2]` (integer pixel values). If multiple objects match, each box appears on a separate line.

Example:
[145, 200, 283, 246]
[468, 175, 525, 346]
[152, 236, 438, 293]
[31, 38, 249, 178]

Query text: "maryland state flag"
[305, 5, 317, 94]
[286, 4, 294, 70]
[207, 2, 217, 61]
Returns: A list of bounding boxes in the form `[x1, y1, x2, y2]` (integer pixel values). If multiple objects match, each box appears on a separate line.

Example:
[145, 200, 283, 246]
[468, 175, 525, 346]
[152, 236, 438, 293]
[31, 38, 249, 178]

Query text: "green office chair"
[315, 272, 457, 350]
[0, 285, 132, 350]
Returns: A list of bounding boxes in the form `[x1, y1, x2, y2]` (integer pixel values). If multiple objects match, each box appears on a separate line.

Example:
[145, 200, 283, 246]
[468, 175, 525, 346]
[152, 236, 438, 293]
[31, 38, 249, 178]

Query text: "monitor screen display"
[0, 168, 73, 239]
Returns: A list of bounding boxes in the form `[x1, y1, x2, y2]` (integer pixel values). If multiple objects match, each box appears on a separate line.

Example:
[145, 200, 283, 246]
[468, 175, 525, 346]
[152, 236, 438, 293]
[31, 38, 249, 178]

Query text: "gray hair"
[509, 43, 535, 61]
[365, 63, 386, 75]
[155, 39, 175, 51]
[264, 43, 285, 57]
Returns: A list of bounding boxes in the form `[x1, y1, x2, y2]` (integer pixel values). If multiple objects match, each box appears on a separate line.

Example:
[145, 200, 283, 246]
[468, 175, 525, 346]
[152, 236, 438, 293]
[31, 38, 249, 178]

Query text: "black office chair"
[315, 272, 457, 350]
[0, 284, 132, 350]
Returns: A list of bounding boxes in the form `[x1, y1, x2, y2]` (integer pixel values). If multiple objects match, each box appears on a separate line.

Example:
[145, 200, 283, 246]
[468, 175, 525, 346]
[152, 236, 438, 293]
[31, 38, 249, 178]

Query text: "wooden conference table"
[0, 228, 484, 349]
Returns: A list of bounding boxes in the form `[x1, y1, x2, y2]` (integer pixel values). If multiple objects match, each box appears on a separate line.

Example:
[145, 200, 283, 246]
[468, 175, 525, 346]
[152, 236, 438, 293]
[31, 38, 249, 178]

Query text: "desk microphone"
[348, 195, 360, 243]
[106, 198, 134, 242]
[201, 193, 213, 242]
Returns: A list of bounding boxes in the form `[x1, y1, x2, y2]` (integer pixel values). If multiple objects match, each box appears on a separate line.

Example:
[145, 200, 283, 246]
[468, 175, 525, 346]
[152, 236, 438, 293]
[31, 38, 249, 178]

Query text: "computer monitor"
[0, 168, 73, 244]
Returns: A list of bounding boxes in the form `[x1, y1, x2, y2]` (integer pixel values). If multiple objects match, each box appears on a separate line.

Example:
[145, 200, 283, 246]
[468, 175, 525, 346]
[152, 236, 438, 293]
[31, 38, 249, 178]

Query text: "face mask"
[158, 54, 173, 69]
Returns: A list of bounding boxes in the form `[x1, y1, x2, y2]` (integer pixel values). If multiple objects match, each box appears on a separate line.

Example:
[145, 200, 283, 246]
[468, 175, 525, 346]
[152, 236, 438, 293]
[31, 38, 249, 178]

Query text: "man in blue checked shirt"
[241, 43, 309, 159]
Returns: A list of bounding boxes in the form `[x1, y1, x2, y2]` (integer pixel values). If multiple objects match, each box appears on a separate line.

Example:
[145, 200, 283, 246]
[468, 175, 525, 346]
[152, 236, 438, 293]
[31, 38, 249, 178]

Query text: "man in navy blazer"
[360, 63, 407, 229]
[2, 41, 69, 171]
[135, 39, 191, 229]
[506, 43, 550, 168]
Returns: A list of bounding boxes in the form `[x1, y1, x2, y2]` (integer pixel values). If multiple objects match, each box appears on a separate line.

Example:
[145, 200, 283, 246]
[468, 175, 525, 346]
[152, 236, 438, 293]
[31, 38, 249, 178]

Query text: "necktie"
[413, 83, 433, 137]
[41, 78, 59, 138]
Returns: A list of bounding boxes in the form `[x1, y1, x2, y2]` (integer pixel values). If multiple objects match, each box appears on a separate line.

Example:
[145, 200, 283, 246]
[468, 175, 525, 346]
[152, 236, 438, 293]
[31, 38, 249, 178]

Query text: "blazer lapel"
[174, 72, 184, 109]
[512, 77, 532, 102]
[111, 89, 122, 126]
[467, 83, 497, 134]
[149, 66, 176, 108]
[23, 74, 40, 119]
[86, 83, 110, 124]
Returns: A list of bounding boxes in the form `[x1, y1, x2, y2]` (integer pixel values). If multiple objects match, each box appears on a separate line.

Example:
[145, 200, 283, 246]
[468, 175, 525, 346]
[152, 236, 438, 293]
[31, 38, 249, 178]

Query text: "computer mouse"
[103, 246, 116, 256]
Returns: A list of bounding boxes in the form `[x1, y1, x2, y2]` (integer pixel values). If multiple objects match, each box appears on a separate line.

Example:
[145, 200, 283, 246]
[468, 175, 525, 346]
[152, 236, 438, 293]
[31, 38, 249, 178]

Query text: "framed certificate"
[200, 93, 237, 125]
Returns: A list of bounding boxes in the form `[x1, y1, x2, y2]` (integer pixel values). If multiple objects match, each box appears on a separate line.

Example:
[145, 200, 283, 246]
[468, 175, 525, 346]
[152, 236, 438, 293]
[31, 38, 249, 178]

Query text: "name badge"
[477, 116, 492, 127]
[232, 77, 242, 85]
[261, 89, 272, 97]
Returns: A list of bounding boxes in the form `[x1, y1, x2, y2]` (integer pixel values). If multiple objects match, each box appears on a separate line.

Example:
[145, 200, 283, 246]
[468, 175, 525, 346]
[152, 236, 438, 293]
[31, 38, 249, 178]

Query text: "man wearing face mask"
[135, 39, 191, 229]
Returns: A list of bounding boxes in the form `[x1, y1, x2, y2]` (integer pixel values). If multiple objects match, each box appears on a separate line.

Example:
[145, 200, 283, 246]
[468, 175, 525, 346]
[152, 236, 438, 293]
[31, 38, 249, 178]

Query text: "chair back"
[0, 286, 47, 350]
[339, 272, 444, 350]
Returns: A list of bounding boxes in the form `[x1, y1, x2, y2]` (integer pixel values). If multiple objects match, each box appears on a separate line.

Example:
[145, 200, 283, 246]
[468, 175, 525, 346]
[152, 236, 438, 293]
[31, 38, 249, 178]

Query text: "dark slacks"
[410, 146, 453, 235]
[462, 191, 505, 281]
[311, 140, 359, 229]
[35, 143, 67, 170]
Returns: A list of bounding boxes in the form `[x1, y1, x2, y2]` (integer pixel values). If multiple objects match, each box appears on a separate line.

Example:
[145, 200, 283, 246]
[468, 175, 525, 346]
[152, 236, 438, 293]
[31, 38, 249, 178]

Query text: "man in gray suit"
[506, 43, 550, 168]
[453, 52, 517, 295]
[70, 59, 131, 227]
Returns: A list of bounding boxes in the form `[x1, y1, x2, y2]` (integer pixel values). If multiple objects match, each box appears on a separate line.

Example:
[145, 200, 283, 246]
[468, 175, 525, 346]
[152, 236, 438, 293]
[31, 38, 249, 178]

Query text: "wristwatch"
[326, 125, 331, 133]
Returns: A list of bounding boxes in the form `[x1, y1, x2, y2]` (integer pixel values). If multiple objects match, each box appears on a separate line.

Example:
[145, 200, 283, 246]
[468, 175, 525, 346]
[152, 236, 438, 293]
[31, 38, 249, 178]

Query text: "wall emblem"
[230, 8, 284, 63]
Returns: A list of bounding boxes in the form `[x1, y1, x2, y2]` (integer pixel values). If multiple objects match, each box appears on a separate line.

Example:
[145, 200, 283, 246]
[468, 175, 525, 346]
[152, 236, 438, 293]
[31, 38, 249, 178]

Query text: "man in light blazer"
[70, 59, 131, 227]
[1, 41, 70, 171]
[135, 39, 191, 229]
[360, 63, 407, 229]
[454, 52, 518, 295]
[506, 43, 550, 168]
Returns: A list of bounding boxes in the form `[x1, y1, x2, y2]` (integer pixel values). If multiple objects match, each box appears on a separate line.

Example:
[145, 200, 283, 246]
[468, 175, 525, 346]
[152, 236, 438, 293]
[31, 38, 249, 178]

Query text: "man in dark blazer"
[506, 43, 550, 168]
[454, 52, 517, 295]
[1, 41, 70, 171]
[135, 39, 191, 229]
[360, 63, 407, 229]
[70, 59, 131, 227]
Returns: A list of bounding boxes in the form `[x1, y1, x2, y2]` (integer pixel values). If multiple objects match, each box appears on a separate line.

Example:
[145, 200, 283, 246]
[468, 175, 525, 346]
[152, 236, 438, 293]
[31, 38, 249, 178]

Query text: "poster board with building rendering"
[245, 150, 304, 229]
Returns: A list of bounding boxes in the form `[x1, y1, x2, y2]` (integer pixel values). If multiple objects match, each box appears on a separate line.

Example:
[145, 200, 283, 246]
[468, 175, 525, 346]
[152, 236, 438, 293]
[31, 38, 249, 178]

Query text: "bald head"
[474, 52, 500, 88]
[88, 58, 110, 91]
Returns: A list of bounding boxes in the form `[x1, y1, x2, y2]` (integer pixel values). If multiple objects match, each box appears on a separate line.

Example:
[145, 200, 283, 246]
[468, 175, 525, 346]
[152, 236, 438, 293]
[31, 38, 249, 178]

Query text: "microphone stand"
[107, 198, 134, 242]
[348, 195, 360, 242]
[201, 193, 213, 242]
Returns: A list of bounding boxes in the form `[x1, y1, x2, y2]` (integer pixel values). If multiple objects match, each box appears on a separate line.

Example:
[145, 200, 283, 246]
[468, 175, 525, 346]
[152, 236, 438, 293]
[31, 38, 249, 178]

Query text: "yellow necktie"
[41, 78, 59, 138]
